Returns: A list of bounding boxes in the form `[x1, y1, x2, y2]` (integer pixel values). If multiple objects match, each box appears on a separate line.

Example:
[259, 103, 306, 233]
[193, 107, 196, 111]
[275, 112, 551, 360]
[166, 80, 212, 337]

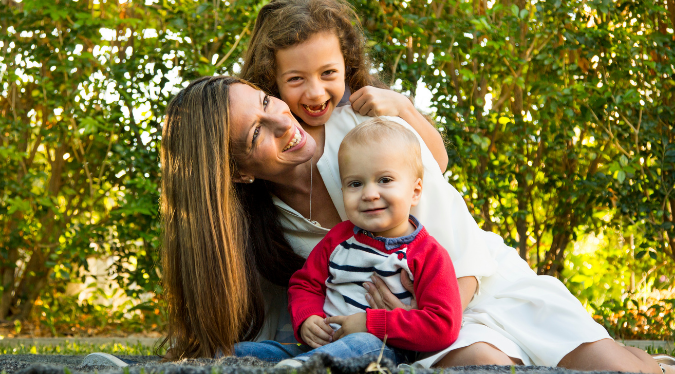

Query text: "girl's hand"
[350, 86, 409, 117]
[363, 272, 418, 311]
[300, 315, 335, 348]
[325, 312, 367, 340]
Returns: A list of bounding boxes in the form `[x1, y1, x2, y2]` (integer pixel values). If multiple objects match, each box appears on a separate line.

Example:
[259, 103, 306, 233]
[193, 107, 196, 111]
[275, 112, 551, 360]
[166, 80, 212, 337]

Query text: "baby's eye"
[379, 177, 393, 184]
[347, 181, 362, 188]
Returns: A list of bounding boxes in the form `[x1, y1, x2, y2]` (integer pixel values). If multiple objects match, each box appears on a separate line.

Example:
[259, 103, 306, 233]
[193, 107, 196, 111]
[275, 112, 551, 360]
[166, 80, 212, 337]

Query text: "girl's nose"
[305, 77, 326, 100]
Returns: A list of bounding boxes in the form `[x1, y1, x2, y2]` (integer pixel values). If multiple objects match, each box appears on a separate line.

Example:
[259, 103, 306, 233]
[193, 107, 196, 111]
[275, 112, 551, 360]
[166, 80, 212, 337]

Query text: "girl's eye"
[322, 70, 336, 77]
[287, 76, 301, 83]
[379, 177, 393, 184]
[263, 94, 270, 110]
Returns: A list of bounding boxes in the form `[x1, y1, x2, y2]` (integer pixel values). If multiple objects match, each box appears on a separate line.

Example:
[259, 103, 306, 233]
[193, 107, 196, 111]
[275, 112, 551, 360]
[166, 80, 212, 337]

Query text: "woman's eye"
[252, 126, 261, 144]
[263, 94, 270, 109]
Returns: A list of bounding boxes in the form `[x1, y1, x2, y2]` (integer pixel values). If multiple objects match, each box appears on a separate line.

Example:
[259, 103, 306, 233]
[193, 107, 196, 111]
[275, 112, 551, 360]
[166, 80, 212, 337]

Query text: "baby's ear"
[410, 178, 423, 207]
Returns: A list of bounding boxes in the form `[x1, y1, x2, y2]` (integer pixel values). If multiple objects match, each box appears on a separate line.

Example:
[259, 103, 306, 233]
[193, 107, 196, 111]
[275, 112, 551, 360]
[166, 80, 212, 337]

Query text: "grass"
[0, 340, 162, 355]
[641, 344, 675, 356]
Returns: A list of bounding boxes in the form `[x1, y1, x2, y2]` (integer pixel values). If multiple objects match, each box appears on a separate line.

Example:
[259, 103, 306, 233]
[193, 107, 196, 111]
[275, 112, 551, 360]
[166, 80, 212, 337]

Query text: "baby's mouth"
[302, 100, 329, 114]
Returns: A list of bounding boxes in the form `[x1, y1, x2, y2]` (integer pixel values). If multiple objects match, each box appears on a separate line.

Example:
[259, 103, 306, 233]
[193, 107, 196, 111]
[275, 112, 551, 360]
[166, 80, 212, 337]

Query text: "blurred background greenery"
[0, 0, 673, 341]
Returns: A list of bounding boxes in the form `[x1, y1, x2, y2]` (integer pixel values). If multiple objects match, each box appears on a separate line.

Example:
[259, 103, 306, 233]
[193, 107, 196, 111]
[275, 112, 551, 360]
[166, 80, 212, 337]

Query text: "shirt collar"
[352, 215, 423, 251]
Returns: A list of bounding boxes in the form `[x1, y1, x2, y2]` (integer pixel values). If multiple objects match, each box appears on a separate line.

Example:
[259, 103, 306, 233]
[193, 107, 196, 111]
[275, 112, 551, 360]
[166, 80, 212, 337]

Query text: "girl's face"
[275, 31, 346, 127]
[228, 83, 316, 182]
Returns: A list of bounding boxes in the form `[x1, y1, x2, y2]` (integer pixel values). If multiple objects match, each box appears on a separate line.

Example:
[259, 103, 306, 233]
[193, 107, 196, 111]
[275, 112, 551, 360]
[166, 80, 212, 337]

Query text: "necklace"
[308, 157, 321, 227]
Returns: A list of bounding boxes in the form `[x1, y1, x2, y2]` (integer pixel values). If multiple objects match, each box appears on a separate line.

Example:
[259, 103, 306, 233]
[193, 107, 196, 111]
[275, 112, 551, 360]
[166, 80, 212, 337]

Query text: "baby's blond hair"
[338, 118, 424, 180]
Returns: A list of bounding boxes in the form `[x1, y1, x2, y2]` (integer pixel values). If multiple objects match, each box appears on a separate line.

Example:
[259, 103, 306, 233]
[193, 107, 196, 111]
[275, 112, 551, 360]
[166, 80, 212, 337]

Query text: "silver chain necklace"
[309, 157, 320, 227]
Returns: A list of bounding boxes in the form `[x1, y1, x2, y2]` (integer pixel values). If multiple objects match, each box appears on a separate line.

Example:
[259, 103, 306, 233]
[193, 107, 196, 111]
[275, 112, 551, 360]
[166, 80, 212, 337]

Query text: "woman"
[158, 75, 673, 373]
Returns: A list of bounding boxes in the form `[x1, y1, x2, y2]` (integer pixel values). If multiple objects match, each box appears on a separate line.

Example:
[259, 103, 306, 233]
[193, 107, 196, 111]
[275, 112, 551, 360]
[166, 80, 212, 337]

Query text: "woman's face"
[229, 83, 316, 182]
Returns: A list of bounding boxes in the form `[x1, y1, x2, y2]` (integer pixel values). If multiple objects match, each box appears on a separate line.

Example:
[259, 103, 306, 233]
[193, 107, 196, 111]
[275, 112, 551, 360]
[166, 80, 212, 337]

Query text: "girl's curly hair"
[240, 0, 385, 97]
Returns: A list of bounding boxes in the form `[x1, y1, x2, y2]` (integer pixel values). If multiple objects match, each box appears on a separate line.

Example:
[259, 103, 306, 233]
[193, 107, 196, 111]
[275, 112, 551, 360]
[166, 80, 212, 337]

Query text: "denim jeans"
[234, 332, 412, 365]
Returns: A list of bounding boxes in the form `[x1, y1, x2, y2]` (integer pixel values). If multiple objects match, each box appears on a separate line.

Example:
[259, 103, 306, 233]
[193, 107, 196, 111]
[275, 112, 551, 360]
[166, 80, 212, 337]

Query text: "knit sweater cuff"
[366, 308, 386, 340]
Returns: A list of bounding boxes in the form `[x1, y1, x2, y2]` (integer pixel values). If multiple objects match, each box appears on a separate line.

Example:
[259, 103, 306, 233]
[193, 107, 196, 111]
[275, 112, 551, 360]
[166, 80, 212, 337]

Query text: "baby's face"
[340, 142, 422, 238]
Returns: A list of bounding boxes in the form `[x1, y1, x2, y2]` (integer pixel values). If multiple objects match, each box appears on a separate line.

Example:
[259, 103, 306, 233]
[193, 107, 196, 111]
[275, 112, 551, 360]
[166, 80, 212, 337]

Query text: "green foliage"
[0, 0, 673, 341]
[0, 340, 159, 355]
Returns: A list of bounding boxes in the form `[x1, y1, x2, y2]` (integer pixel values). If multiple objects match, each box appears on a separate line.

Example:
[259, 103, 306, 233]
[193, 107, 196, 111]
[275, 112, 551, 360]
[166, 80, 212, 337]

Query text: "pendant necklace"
[309, 157, 321, 227]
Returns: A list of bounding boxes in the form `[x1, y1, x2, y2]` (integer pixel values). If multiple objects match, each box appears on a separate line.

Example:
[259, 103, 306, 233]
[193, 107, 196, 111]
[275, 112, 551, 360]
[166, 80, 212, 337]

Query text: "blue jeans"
[234, 332, 412, 365]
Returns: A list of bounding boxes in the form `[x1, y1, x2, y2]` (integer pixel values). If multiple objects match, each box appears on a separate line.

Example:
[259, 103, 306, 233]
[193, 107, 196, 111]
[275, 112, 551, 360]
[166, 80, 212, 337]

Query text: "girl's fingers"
[349, 87, 366, 103]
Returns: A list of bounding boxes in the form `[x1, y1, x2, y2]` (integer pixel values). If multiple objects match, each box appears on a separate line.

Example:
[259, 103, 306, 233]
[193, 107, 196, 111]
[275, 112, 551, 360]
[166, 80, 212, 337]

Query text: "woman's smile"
[283, 126, 306, 152]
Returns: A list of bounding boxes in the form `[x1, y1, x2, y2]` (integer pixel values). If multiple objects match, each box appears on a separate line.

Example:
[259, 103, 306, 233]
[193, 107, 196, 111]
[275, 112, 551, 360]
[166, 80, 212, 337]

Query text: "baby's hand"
[300, 315, 334, 348]
[325, 312, 367, 341]
[350, 86, 411, 117]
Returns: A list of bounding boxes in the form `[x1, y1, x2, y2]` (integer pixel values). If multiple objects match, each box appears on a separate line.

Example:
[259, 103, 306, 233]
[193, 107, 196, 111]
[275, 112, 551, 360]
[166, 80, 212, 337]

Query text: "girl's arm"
[350, 86, 448, 172]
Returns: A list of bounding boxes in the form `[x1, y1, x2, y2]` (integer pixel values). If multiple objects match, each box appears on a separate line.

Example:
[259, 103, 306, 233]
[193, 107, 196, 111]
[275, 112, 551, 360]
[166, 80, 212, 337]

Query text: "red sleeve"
[365, 231, 462, 352]
[288, 221, 355, 344]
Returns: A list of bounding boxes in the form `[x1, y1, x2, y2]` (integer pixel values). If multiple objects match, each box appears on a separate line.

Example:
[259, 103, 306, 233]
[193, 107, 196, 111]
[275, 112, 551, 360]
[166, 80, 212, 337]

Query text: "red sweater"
[288, 220, 462, 352]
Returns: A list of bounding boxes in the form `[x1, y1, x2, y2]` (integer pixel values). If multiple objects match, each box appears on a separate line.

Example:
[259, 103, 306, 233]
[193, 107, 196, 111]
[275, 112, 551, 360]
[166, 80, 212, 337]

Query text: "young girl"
[237, 0, 672, 372]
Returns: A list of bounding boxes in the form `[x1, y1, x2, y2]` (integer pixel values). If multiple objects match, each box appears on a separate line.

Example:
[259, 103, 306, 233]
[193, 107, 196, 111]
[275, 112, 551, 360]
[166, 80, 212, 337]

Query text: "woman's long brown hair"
[159, 76, 304, 359]
[240, 0, 385, 98]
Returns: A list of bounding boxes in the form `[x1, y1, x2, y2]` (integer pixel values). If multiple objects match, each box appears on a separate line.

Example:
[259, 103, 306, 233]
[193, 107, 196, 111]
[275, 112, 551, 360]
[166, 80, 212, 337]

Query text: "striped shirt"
[288, 218, 462, 352]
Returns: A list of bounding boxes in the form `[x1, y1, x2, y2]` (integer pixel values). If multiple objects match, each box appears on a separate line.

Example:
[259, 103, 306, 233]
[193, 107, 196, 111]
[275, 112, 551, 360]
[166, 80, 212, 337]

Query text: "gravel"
[0, 354, 641, 374]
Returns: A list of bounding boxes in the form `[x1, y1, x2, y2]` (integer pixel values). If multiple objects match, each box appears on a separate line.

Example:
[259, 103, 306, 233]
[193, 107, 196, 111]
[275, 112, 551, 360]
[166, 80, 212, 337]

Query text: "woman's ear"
[410, 178, 423, 207]
[233, 174, 255, 184]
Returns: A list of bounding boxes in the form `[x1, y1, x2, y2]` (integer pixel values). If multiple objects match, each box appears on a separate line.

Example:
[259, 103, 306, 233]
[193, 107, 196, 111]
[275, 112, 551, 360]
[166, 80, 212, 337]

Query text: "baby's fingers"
[309, 322, 333, 343]
[305, 334, 328, 349]
[318, 318, 335, 336]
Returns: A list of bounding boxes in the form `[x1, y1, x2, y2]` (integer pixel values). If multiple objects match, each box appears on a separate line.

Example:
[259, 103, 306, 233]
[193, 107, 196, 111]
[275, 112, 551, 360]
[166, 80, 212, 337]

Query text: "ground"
[0, 354, 646, 374]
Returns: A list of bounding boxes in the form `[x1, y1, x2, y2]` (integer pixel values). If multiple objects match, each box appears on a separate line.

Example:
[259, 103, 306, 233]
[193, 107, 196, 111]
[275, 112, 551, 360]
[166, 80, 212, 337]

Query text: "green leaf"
[619, 155, 629, 167]
[519, 9, 529, 20]
[616, 170, 626, 183]
[511, 4, 519, 17]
